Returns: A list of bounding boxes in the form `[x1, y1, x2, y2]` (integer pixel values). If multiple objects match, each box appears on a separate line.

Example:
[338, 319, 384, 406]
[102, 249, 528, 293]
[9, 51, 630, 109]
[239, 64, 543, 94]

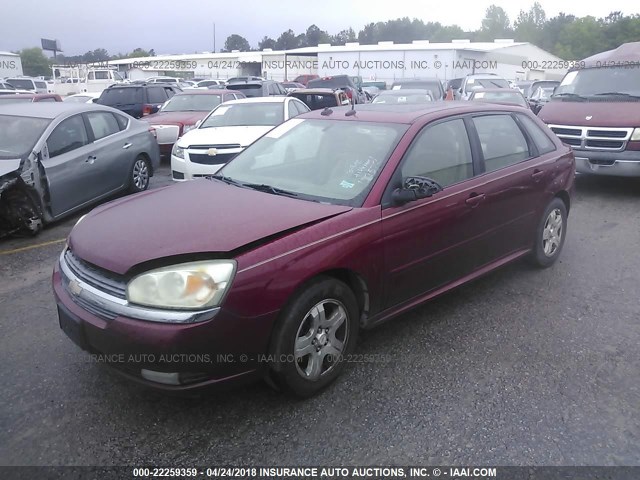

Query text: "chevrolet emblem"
[207, 148, 218, 156]
[585, 115, 593, 121]
[68, 279, 83, 296]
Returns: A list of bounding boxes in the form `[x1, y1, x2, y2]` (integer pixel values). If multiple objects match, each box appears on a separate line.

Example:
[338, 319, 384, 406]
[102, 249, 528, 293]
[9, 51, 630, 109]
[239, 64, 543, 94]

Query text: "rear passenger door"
[83, 111, 133, 194]
[464, 112, 558, 267]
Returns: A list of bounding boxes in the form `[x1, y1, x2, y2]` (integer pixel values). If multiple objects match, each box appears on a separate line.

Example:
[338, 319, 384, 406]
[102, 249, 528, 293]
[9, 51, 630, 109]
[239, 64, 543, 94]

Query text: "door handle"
[465, 193, 485, 207]
[85, 155, 96, 164]
[531, 169, 545, 181]
[123, 143, 132, 149]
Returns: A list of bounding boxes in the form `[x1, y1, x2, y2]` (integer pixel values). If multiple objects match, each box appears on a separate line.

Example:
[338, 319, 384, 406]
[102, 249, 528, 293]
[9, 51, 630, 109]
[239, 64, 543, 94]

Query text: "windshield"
[162, 94, 222, 112]
[468, 78, 510, 89]
[555, 67, 640, 97]
[6, 79, 33, 90]
[0, 115, 51, 159]
[200, 102, 283, 128]
[472, 91, 527, 106]
[218, 119, 407, 206]
[373, 93, 433, 104]
[393, 81, 440, 92]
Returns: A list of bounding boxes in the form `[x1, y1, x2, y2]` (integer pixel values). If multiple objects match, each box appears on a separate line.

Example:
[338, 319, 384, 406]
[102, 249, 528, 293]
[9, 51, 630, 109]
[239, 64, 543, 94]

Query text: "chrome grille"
[188, 152, 238, 165]
[548, 125, 633, 152]
[63, 250, 127, 299]
[187, 144, 244, 165]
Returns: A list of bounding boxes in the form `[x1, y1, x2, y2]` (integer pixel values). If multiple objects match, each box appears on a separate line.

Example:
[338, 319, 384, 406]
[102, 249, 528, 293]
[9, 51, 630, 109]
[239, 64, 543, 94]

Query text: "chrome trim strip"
[59, 251, 219, 324]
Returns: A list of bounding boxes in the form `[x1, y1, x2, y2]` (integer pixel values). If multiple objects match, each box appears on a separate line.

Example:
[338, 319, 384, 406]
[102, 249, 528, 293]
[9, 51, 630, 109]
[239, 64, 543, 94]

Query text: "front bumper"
[53, 260, 277, 391]
[170, 154, 225, 181]
[572, 150, 640, 177]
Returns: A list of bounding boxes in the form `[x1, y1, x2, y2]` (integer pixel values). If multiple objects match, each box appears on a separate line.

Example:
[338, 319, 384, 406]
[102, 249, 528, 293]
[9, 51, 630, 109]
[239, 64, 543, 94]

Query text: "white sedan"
[171, 96, 310, 181]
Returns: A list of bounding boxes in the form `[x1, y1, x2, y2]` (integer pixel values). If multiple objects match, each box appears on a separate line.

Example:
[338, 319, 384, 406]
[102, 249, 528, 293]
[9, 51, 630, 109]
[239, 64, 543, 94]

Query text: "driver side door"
[381, 116, 484, 309]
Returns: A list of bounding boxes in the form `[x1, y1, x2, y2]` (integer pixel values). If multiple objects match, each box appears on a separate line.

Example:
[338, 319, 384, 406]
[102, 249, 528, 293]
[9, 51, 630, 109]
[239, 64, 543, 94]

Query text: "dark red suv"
[53, 102, 575, 397]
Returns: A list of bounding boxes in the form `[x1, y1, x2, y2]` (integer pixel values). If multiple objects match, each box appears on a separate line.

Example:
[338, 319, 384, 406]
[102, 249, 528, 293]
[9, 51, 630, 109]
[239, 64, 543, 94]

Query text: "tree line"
[15, 3, 640, 77]
[225, 3, 639, 60]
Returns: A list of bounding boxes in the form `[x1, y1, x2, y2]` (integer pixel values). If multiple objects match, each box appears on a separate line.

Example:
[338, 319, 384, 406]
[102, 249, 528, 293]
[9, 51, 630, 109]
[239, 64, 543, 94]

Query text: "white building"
[0, 51, 23, 78]
[106, 40, 567, 85]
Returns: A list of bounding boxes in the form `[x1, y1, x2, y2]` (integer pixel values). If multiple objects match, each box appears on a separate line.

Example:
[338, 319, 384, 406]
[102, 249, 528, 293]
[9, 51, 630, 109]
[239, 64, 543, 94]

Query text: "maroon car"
[0, 93, 62, 103]
[142, 89, 245, 155]
[53, 102, 575, 397]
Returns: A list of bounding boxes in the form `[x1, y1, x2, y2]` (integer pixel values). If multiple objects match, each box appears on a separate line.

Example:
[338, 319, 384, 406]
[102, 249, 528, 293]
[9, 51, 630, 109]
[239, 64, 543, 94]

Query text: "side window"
[147, 87, 167, 104]
[401, 118, 474, 188]
[114, 114, 129, 131]
[473, 115, 531, 173]
[164, 87, 176, 98]
[287, 101, 298, 119]
[47, 115, 89, 157]
[95, 71, 109, 80]
[224, 94, 234, 102]
[294, 99, 309, 114]
[87, 72, 95, 80]
[268, 84, 277, 95]
[517, 114, 556, 155]
[278, 84, 287, 95]
[86, 112, 120, 140]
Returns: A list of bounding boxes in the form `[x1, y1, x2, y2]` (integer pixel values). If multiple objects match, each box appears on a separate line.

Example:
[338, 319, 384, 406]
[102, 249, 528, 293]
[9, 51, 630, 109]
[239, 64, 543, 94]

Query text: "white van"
[5, 77, 48, 94]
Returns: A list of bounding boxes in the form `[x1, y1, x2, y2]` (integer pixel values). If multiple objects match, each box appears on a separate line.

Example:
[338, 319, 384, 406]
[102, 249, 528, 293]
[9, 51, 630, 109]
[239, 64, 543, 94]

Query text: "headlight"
[182, 124, 196, 134]
[127, 260, 236, 310]
[631, 128, 640, 141]
[172, 144, 185, 159]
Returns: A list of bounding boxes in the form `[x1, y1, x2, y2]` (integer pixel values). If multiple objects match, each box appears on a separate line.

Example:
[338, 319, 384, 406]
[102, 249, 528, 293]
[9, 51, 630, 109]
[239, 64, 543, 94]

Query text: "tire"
[269, 277, 359, 398]
[129, 155, 151, 193]
[528, 197, 567, 268]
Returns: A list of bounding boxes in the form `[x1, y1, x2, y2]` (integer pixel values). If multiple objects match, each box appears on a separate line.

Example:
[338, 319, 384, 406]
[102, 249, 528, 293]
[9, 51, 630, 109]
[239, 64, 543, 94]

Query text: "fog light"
[140, 369, 180, 385]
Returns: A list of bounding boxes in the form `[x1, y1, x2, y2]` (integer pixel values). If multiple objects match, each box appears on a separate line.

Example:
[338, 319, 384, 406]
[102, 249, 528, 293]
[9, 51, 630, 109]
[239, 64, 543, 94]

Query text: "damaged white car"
[0, 103, 160, 238]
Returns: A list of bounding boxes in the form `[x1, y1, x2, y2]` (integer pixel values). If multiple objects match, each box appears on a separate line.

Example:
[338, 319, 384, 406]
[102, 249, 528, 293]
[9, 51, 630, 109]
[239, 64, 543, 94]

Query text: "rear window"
[7, 79, 34, 90]
[291, 93, 340, 110]
[308, 77, 351, 89]
[146, 87, 168, 103]
[227, 84, 263, 98]
[98, 87, 143, 105]
[468, 78, 510, 89]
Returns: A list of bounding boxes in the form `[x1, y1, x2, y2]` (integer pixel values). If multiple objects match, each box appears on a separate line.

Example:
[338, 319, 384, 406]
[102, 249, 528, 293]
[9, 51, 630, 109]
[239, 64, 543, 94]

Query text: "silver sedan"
[0, 103, 160, 238]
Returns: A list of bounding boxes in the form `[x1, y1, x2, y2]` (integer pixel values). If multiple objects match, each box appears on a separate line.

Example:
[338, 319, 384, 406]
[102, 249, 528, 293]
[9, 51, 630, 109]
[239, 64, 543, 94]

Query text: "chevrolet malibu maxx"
[53, 102, 575, 397]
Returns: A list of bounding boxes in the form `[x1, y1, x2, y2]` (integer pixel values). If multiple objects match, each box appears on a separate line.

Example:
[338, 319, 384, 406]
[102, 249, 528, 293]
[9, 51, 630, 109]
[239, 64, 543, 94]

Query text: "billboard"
[41, 38, 62, 52]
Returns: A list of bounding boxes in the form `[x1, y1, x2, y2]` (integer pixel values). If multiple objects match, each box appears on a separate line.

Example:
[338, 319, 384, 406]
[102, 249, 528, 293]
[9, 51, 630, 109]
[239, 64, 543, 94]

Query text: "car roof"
[290, 88, 342, 94]
[174, 89, 228, 95]
[299, 101, 523, 124]
[392, 78, 441, 83]
[378, 89, 434, 95]
[0, 93, 56, 99]
[472, 88, 522, 94]
[221, 97, 288, 105]
[0, 102, 124, 119]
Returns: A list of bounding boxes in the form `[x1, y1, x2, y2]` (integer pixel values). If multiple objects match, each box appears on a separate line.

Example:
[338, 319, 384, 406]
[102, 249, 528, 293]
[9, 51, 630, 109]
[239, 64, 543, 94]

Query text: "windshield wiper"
[553, 93, 587, 100]
[591, 92, 640, 99]
[240, 182, 302, 199]
[210, 174, 243, 186]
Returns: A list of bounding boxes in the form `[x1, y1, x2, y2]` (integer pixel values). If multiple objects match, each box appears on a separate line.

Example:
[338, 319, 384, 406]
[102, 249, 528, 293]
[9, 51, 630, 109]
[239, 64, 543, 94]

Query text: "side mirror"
[91, 98, 99, 103]
[392, 176, 443, 206]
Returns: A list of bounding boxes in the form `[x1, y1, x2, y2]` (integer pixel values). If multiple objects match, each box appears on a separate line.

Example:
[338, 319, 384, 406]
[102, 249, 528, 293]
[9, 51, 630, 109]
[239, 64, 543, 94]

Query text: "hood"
[143, 111, 208, 126]
[177, 125, 274, 148]
[0, 158, 22, 177]
[539, 100, 640, 127]
[68, 179, 352, 274]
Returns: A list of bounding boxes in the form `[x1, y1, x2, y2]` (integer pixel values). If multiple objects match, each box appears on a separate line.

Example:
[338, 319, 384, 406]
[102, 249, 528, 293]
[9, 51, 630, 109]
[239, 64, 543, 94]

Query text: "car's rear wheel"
[529, 197, 567, 268]
[129, 155, 150, 193]
[269, 277, 359, 398]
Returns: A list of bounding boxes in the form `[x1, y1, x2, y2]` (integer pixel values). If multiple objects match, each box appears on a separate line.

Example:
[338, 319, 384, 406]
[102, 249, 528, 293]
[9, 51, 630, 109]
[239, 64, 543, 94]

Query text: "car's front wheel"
[269, 277, 359, 398]
[129, 155, 151, 193]
[529, 197, 568, 268]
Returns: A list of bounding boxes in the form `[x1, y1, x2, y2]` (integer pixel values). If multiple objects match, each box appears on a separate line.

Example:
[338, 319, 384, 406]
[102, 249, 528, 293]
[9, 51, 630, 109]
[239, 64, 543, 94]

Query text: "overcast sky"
[1, 0, 636, 56]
